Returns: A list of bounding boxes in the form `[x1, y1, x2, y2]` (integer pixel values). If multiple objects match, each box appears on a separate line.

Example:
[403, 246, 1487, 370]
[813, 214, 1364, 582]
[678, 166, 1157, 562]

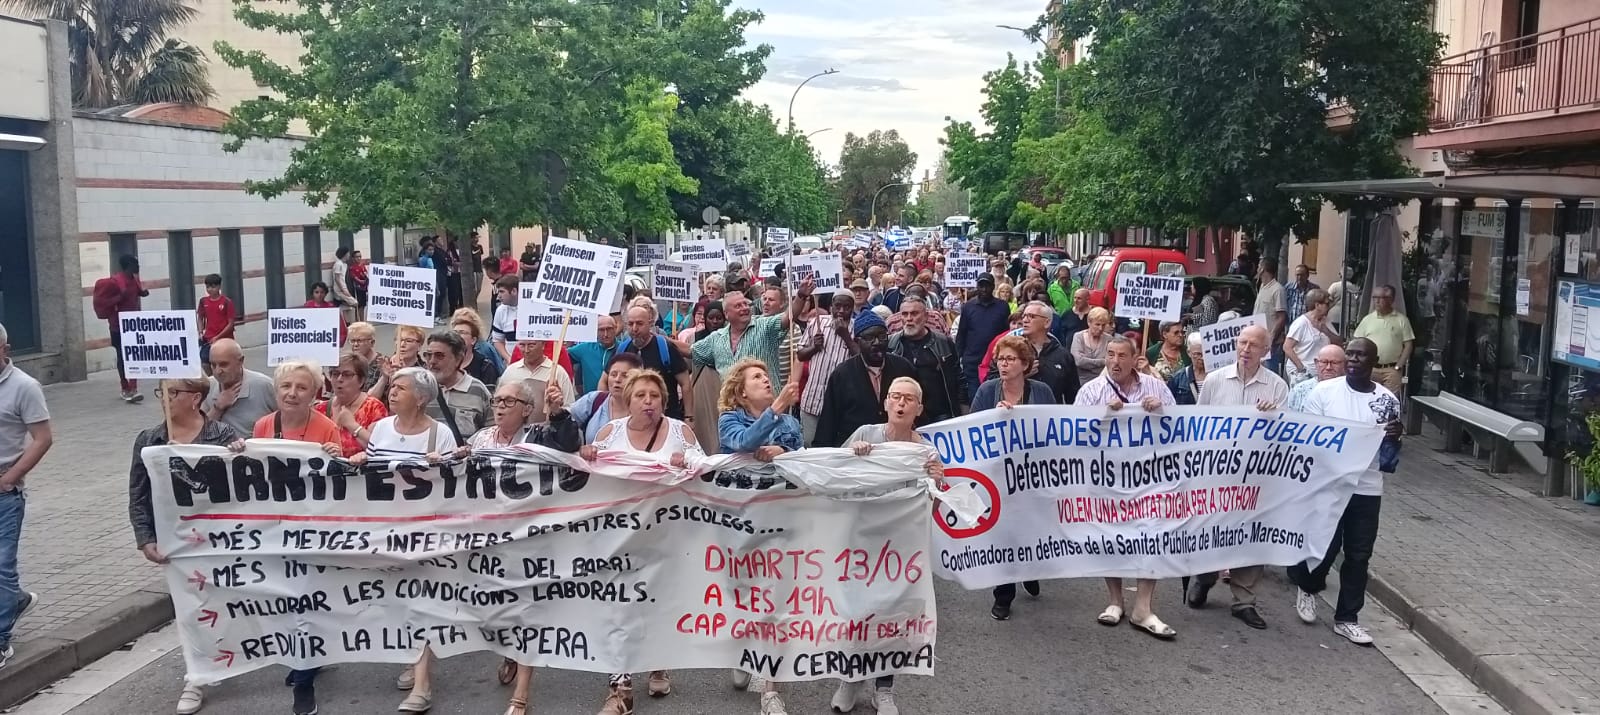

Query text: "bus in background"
[942, 215, 976, 241]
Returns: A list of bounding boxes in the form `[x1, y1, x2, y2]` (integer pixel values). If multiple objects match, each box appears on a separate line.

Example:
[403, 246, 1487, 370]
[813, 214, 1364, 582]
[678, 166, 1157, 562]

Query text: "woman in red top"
[304, 282, 348, 345]
[314, 353, 388, 456]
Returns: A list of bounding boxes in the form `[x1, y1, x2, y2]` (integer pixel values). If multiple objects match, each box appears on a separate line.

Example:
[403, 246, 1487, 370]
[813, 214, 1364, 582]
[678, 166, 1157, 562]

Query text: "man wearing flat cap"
[813, 310, 915, 448]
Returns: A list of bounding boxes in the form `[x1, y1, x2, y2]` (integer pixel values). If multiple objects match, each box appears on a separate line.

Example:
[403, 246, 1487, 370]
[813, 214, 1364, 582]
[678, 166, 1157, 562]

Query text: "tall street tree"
[5, 0, 215, 108]
[835, 130, 917, 227]
[942, 56, 1035, 233]
[1042, 0, 1441, 258]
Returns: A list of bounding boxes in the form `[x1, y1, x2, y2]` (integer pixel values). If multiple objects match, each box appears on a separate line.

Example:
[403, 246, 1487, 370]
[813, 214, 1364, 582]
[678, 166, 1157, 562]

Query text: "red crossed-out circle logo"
[934, 467, 1001, 539]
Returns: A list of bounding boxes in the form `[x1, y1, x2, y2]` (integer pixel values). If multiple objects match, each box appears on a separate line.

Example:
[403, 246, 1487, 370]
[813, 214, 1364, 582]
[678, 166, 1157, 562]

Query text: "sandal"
[398, 692, 432, 713]
[498, 658, 518, 685]
[1130, 613, 1177, 639]
[1096, 605, 1124, 626]
[504, 696, 528, 715]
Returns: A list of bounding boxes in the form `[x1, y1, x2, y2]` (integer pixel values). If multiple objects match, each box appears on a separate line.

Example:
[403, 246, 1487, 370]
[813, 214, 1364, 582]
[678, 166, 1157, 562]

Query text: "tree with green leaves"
[1037, 0, 1441, 259]
[4, 0, 214, 108]
[835, 130, 917, 227]
[216, 0, 758, 236]
[906, 158, 970, 225]
[669, 100, 832, 231]
[942, 56, 1035, 233]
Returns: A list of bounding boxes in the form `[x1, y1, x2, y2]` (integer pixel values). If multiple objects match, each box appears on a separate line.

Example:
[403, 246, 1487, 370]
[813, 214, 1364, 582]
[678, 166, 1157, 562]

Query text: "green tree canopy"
[942, 55, 1034, 233]
[835, 130, 917, 227]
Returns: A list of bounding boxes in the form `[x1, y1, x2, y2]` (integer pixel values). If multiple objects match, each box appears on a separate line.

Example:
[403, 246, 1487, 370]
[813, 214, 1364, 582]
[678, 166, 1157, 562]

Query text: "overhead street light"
[806, 127, 833, 139]
[787, 68, 839, 133]
[870, 181, 925, 229]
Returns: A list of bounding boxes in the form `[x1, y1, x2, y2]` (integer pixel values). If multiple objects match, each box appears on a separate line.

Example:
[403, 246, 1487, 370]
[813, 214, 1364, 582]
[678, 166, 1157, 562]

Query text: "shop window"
[263, 227, 286, 310]
[168, 230, 195, 309]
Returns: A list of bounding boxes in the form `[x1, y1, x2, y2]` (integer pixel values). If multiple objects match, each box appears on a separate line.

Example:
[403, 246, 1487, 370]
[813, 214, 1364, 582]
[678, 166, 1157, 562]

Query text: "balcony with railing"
[1420, 16, 1600, 150]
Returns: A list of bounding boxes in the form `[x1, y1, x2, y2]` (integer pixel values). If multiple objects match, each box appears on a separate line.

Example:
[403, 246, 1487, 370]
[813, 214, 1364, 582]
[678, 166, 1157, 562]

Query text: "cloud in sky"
[738, 0, 1046, 184]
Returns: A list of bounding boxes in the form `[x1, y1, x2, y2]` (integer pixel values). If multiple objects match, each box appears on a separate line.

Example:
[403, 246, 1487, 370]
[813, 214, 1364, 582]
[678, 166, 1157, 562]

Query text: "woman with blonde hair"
[346, 321, 385, 390]
[578, 368, 703, 715]
[450, 307, 504, 386]
[1071, 306, 1113, 385]
[368, 324, 427, 402]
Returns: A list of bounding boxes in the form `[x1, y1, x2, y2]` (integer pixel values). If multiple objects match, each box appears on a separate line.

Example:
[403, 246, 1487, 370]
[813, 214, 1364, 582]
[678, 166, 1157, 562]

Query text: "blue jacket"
[717, 407, 804, 454]
[956, 298, 1012, 362]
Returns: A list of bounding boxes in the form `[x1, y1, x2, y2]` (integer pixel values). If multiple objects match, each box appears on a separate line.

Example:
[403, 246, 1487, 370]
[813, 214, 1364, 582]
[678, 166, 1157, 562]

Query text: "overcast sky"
[739, 0, 1045, 184]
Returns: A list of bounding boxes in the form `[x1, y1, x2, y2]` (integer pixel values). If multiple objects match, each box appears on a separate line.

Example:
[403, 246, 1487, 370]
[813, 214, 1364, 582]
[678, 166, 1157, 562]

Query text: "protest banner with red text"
[146, 442, 939, 685]
[921, 405, 1382, 587]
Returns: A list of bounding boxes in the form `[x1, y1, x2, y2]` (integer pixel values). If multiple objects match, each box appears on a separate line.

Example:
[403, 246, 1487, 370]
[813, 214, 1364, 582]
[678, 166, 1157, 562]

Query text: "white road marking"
[4, 626, 181, 715]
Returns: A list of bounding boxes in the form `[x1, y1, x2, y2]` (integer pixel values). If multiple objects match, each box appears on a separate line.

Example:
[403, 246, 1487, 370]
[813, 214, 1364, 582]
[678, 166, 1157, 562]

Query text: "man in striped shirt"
[689, 282, 806, 380]
[797, 291, 856, 445]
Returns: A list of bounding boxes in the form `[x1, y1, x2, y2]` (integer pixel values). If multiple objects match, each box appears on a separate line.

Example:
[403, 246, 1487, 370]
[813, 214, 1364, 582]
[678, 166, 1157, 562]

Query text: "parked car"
[1182, 274, 1256, 318]
[1018, 246, 1074, 277]
[1079, 245, 1193, 311]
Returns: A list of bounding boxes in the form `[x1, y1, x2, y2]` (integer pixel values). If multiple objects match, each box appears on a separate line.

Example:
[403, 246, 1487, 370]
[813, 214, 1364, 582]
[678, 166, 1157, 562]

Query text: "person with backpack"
[93, 255, 150, 403]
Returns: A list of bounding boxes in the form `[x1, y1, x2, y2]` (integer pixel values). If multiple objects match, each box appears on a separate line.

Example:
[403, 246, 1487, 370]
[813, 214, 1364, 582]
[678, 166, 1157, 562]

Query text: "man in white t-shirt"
[490, 275, 521, 364]
[1290, 337, 1402, 646]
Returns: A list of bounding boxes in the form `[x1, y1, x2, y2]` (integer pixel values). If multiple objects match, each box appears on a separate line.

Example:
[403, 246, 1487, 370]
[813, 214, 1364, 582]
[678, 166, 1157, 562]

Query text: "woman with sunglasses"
[456, 377, 578, 715]
[314, 353, 388, 457]
[128, 378, 244, 715]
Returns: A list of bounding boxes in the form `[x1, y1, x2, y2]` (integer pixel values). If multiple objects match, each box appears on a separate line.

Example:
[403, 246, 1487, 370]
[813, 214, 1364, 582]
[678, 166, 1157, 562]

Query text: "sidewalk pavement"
[0, 324, 400, 709]
[1370, 427, 1600, 715]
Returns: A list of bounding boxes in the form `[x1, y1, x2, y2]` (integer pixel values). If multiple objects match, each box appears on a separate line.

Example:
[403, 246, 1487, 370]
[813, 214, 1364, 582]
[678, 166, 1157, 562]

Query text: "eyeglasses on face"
[156, 387, 201, 398]
[490, 397, 528, 408]
[995, 354, 1022, 363]
[330, 370, 361, 379]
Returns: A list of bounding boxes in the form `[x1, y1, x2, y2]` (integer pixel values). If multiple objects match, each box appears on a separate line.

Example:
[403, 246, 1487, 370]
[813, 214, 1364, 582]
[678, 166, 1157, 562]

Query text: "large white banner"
[920, 406, 1382, 586]
[368, 264, 437, 328]
[147, 443, 941, 685]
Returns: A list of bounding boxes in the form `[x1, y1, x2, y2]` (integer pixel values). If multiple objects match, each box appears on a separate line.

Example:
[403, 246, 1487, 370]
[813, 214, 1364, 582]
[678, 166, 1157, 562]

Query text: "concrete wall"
[71, 113, 399, 375]
[0, 16, 48, 122]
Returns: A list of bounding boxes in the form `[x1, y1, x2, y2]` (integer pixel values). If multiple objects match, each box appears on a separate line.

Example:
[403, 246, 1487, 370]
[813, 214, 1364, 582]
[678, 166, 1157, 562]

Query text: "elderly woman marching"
[238, 360, 345, 715]
[579, 369, 705, 715]
[452, 377, 577, 715]
[828, 376, 944, 715]
[129, 377, 243, 715]
[716, 358, 803, 714]
[349, 367, 462, 713]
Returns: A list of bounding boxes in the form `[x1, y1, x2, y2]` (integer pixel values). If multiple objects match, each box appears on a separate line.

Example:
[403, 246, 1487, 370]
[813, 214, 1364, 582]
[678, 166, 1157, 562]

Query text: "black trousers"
[1287, 494, 1381, 623]
[992, 581, 1040, 607]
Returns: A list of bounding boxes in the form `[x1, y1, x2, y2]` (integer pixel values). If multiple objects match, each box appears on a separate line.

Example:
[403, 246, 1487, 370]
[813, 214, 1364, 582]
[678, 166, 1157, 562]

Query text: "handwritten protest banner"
[516, 296, 599, 343]
[651, 261, 700, 305]
[146, 442, 941, 685]
[117, 310, 202, 379]
[1198, 313, 1269, 373]
[367, 264, 437, 327]
[787, 253, 844, 294]
[266, 308, 341, 367]
[1114, 274, 1184, 323]
[944, 256, 987, 288]
[920, 405, 1381, 585]
[726, 241, 753, 266]
[634, 244, 667, 267]
[527, 237, 626, 316]
[680, 239, 728, 273]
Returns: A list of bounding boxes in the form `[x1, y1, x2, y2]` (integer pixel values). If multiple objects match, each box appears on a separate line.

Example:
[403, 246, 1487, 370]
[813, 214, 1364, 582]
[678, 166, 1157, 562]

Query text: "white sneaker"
[1295, 588, 1317, 624]
[760, 691, 788, 714]
[730, 668, 752, 691]
[176, 684, 205, 715]
[1333, 621, 1374, 645]
[830, 680, 862, 712]
[871, 687, 899, 715]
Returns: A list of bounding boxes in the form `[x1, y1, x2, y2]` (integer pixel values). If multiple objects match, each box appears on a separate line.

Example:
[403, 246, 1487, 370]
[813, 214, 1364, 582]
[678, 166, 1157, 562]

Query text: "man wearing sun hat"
[812, 310, 915, 448]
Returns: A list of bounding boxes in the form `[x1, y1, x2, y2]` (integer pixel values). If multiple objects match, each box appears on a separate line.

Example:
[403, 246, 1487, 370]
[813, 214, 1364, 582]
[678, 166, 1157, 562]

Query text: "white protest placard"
[1197, 313, 1269, 373]
[787, 252, 844, 294]
[765, 228, 792, 258]
[652, 261, 700, 304]
[634, 243, 667, 267]
[528, 237, 627, 316]
[147, 442, 941, 685]
[679, 239, 728, 273]
[921, 405, 1382, 586]
[759, 258, 785, 279]
[726, 241, 752, 266]
[368, 264, 438, 327]
[943, 256, 987, 288]
[266, 308, 341, 368]
[1113, 273, 1184, 322]
[116, 310, 202, 379]
[849, 234, 872, 250]
[515, 286, 600, 343]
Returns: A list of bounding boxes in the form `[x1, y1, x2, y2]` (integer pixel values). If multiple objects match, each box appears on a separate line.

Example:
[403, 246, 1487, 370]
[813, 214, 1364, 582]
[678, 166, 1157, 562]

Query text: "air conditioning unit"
[1418, 149, 1460, 175]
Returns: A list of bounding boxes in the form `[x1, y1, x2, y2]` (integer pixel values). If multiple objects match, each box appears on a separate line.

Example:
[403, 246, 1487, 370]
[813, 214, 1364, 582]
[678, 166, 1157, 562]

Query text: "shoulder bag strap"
[432, 389, 467, 445]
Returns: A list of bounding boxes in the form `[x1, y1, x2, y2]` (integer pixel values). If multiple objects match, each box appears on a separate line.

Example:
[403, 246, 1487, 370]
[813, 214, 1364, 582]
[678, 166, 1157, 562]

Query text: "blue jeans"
[960, 357, 982, 408]
[0, 489, 26, 649]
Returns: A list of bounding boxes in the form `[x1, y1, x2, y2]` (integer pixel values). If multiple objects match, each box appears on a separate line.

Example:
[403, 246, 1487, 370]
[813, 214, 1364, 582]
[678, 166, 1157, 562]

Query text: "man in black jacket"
[990, 300, 1081, 404]
[814, 311, 916, 447]
[888, 296, 962, 425]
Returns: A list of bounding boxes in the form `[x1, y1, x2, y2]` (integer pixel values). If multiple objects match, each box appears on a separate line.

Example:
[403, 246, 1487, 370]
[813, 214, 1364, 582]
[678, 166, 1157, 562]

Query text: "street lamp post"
[870, 181, 922, 229]
[787, 68, 839, 133]
[805, 127, 833, 139]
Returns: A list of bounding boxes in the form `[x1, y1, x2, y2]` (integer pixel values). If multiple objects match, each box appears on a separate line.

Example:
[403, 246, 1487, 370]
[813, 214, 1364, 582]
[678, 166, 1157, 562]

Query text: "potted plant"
[1565, 413, 1600, 506]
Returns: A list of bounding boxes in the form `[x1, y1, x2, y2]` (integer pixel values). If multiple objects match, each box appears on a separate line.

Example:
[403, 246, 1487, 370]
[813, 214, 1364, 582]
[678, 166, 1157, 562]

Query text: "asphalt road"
[52, 570, 1439, 715]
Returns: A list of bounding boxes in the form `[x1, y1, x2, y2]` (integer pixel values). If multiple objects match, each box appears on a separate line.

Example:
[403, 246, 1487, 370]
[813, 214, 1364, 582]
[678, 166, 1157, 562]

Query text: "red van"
[1080, 246, 1193, 311]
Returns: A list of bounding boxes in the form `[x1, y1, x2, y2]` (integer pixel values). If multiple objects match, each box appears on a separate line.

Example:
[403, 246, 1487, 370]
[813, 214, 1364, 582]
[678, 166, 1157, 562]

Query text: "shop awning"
[1278, 173, 1600, 201]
